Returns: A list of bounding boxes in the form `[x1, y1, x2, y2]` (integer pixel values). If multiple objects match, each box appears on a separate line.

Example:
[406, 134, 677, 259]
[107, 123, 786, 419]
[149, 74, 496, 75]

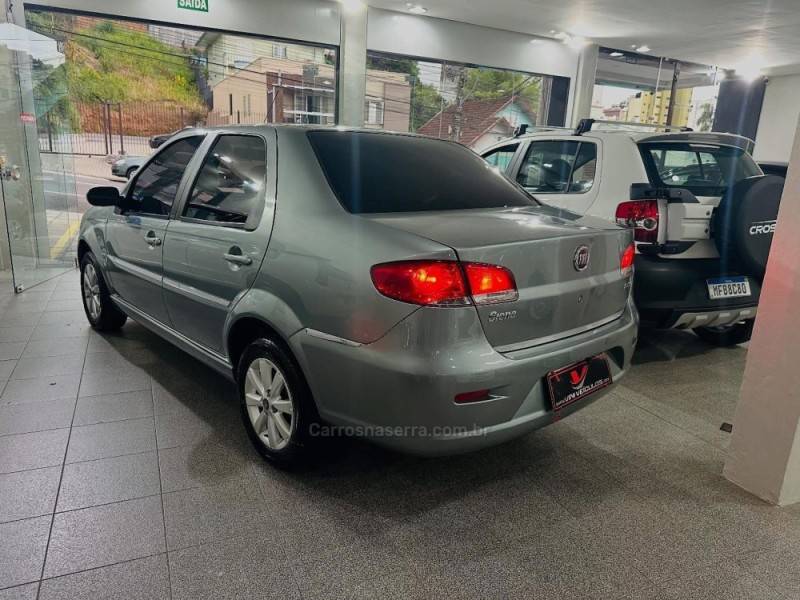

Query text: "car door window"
[568, 143, 597, 193]
[517, 140, 579, 193]
[482, 144, 518, 172]
[129, 136, 204, 216]
[183, 135, 267, 227]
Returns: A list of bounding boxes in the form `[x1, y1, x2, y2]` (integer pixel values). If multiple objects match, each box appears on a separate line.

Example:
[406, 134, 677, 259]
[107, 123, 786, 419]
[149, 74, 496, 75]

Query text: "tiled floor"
[1, 270, 799, 599]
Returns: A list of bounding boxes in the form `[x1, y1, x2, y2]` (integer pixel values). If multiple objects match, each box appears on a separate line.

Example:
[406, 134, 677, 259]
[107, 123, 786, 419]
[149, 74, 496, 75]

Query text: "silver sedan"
[79, 126, 638, 466]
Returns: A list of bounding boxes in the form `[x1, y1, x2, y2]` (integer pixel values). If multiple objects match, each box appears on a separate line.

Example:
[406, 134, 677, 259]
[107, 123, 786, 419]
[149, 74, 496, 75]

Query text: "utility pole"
[450, 65, 467, 143]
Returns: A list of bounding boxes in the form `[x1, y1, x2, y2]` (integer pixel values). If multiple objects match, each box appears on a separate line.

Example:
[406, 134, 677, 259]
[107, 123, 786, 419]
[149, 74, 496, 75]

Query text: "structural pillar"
[569, 43, 599, 127]
[337, 1, 367, 127]
[724, 117, 800, 506]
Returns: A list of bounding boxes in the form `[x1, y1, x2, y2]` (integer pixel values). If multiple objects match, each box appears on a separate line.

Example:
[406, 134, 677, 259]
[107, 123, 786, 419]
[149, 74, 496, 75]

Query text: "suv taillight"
[616, 200, 659, 244]
[371, 260, 517, 307]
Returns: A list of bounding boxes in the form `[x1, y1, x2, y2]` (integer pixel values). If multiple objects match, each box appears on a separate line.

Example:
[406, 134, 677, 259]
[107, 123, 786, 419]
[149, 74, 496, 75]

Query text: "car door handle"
[224, 251, 253, 266]
[144, 232, 162, 247]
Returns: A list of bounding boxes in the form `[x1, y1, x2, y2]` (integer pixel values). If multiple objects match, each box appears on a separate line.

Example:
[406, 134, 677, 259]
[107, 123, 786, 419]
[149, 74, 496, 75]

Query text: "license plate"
[707, 277, 751, 300]
[546, 355, 612, 412]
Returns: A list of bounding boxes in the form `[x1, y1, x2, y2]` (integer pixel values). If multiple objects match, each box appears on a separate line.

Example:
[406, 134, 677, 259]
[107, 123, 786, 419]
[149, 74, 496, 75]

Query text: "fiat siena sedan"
[78, 126, 638, 466]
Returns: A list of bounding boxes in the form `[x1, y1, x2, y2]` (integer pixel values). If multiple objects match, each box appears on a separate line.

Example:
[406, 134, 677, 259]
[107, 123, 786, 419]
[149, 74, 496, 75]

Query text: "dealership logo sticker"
[177, 0, 208, 12]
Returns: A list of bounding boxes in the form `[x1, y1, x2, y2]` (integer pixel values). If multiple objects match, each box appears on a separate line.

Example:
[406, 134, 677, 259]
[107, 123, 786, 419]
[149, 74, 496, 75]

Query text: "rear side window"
[130, 136, 204, 216]
[516, 140, 597, 194]
[640, 143, 761, 195]
[482, 144, 518, 172]
[184, 135, 267, 227]
[307, 131, 536, 214]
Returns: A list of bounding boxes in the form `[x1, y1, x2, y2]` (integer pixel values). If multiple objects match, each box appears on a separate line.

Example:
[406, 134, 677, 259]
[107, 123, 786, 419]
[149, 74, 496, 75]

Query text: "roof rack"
[575, 118, 694, 135]
[513, 124, 573, 138]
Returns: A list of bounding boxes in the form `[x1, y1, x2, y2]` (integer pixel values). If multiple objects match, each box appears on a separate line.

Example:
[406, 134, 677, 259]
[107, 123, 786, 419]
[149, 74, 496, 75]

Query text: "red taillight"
[616, 200, 659, 243]
[371, 260, 518, 307]
[455, 389, 491, 404]
[620, 243, 635, 277]
[464, 263, 518, 305]
[371, 261, 469, 306]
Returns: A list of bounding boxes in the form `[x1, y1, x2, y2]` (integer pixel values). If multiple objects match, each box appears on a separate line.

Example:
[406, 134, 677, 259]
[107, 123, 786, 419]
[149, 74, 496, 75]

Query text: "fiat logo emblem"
[573, 246, 590, 271]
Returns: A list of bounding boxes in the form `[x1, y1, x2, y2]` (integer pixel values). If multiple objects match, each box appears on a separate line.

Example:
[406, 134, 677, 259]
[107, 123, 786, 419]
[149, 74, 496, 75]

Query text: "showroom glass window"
[363, 51, 566, 151]
[184, 135, 267, 227]
[591, 47, 721, 131]
[129, 136, 205, 216]
[25, 9, 340, 160]
[517, 141, 597, 194]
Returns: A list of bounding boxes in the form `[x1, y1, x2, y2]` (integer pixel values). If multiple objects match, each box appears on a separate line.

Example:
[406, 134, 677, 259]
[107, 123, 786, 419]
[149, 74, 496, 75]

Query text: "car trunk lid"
[366, 207, 632, 351]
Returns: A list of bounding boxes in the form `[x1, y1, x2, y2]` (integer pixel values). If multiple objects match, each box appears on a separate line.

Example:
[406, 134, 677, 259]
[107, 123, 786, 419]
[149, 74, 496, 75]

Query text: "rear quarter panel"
[244, 129, 457, 346]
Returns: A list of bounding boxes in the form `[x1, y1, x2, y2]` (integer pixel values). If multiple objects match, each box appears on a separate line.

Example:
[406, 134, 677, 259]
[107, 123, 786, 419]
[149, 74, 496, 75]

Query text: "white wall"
[22, 0, 342, 46]
[366, 8, 579, 121]
[754, 73, 800, 163]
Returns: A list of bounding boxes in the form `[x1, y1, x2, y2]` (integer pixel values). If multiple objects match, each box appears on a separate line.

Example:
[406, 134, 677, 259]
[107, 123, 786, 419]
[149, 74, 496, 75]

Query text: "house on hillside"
[416, 96, 537, 151]
[195, 33, 410, 130]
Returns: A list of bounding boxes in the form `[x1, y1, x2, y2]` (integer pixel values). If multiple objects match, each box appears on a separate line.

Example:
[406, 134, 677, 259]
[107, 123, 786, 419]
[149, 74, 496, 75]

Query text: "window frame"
[481, 143, 520, 174]
[177, 132, 269, 231]
[516, 139, 598, 195]
[122, 133, 207, 219]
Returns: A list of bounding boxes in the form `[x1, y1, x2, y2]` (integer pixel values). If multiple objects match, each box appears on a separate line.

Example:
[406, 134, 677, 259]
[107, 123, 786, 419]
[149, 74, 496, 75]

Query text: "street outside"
[36, 154, 130, 264]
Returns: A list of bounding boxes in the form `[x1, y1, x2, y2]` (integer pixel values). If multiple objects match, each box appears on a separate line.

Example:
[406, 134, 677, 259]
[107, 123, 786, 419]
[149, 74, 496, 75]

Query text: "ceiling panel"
[366, 0, 800, 71]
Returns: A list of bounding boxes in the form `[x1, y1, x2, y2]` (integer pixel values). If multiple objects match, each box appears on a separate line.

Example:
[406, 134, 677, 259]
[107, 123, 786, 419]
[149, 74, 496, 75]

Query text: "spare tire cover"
[712, 175, 784, 280]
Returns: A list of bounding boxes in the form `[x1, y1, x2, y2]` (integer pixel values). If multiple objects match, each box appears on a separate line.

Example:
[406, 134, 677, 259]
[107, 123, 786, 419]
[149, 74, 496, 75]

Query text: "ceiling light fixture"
[636, 45, 651, 53]
[406, 3, 428, 14]
[610, 51, 624, 57]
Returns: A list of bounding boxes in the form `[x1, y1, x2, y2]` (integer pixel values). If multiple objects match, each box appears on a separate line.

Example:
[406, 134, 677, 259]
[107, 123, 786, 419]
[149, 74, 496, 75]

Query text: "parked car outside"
[111, 155, 146, 179]
[79, 126, 638, 466]
[482, 122, 783, 346]
[149, 130, 179, 149]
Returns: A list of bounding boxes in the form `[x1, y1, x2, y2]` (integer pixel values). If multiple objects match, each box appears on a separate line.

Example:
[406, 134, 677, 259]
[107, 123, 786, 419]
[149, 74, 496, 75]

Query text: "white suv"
[481, 120, 784, 346]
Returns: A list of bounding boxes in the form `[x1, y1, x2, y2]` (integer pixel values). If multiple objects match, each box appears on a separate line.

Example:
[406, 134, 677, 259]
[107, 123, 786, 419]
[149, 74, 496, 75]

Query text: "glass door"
[0, 22, 80, 292]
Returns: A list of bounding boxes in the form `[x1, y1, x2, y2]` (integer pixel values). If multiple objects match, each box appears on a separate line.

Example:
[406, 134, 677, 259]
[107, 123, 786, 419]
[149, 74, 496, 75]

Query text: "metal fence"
[35, 101, 323, 157]
[36, 101, 207, 157]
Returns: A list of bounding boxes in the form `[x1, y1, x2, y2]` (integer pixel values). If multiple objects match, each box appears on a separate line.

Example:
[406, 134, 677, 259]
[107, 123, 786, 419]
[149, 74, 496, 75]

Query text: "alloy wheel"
[244, 358, 294, 450]
[82, 263, 102, 321]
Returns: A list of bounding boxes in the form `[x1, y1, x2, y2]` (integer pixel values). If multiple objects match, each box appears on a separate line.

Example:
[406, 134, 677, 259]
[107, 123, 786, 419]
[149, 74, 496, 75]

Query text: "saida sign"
[177, 0, 208, 12]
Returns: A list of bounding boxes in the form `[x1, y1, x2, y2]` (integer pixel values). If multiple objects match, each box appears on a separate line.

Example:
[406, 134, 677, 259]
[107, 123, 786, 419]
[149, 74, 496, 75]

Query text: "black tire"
[694, 320, 754, 347]
[80, 252, 127, 331]
[125, 167, 137, 179]
[237, 338, 318, 467]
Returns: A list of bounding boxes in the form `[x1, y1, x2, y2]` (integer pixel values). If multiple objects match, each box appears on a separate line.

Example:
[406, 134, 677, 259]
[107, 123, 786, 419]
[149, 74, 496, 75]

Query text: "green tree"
[367, 54, 419, 79]
[463, 69, 541, 106]
[696, 101, 714, 132]
[410, 82, 444, 131]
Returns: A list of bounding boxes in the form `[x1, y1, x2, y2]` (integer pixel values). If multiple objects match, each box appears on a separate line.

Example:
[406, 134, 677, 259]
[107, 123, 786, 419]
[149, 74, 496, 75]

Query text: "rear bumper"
[290, 299, 638, 456]
[633, 255, 760, 329]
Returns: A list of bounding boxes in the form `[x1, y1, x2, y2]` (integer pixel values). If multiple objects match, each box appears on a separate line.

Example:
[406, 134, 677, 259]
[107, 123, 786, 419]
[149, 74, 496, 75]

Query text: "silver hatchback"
[79, 126, 638, 465]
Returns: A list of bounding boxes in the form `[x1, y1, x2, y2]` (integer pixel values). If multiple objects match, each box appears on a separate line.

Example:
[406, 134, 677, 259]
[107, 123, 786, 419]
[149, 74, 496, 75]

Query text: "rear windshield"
[307, 131, 537, 213]
[639, 142, 762, 195]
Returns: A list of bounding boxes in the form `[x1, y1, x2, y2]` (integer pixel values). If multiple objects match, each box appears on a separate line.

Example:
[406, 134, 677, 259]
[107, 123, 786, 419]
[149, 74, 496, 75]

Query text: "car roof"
[177, 124, 431, 139]
[494, 128, 755, 154]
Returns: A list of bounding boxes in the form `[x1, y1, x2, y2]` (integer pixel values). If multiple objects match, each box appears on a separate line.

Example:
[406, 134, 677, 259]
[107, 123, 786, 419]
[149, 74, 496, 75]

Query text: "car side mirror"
[87, 186, 123, 207]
